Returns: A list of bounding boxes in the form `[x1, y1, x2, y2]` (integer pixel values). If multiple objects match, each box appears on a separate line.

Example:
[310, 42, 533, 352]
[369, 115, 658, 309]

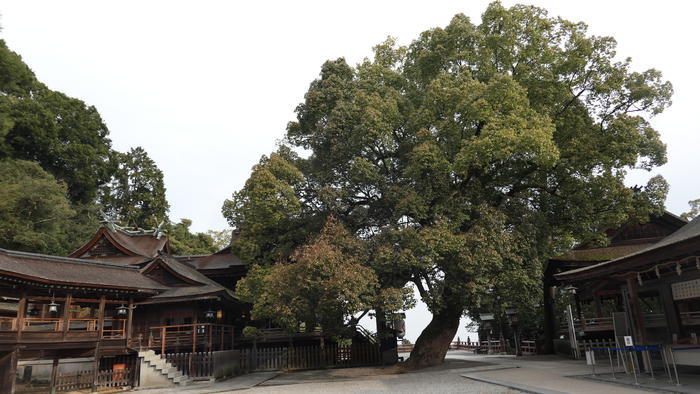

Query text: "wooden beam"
[26, 296, 128, 305]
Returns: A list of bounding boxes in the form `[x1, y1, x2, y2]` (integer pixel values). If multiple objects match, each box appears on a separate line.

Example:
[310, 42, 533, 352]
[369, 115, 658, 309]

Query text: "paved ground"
[448, 352, 649, 393]
[135, 351, 691, 393]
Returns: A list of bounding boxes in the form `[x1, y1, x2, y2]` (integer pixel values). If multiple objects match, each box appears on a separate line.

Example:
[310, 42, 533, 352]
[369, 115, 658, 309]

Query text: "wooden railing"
[644, 313, 667, 327]
[520, 340, 537, 355]
[148, 323, 235, 353]
[580, 317, 614, 331]
[0, 316, 126, 338]
[681, 311, 700, 326]
[240, 343, 381, 372]
[102, 318, 127, 338]
[0, 317, 17, 331]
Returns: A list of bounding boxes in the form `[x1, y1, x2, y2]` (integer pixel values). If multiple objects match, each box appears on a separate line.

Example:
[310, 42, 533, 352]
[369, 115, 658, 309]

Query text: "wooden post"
[49, 356, 59, 394]
[207, 324, 213, 353]
[16, 292, 27, 341]
[0, 349, 18, 394]
[125, 298, 134, 342]
[659, 283, 681, 342]
[593, 293, 603, 318]
[96, 296, 106, 339]
[220, 327, 224, 351]
[627, 277, 651, 372]
[161, 327, 166, 355]
[62, 294, 72, 339]
[90, 345, 100, 392]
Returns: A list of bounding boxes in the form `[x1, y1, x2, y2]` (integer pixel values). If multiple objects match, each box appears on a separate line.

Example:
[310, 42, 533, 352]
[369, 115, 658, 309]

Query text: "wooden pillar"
[125, 298, 134, 342]
[593, 293, 603, 318]
[61, 294, 72, 339]
[90, 296, 106, 393]
[542, 282, 556, 354]
[0, 349, 18, 394]
[207, 324, 213, 353]
[96, 296, 106, 339]
[16, 293, 27, 342]
[658, 283, 681, 342]
[191, 315, 198, 354]
[626, 278, 647, 345]
[90, 346, 100, 392]
[49, 356, 59, 394]
[627, 278, 651, 372]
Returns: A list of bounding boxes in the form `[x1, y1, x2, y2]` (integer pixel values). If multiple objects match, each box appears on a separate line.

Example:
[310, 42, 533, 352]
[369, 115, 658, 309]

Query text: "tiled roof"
[556, 216, 700, 280]
[175, 246, 245, 270]
[0, 248, 165, 292]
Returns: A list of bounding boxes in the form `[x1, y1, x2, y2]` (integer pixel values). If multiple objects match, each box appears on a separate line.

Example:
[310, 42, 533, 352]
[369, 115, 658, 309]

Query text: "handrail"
[0, 317, 126, 338]
[149, 323, 234, 330]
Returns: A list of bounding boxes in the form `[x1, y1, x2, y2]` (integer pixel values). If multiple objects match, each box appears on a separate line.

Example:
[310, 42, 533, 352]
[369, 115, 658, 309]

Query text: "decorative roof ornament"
[154, 221, 166, 240]
[99, 211, 118, 233]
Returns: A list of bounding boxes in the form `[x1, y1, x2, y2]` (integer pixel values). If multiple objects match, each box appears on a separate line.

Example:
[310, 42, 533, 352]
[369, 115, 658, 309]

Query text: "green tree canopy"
[168, 218, 218, 255]
[236, 217, 412, 336]
[226, 2, 671, 368]
[99, 147, 170, 228]
[0, 40, 113, 204]
[0, 159, 99, 255]
[681, 199, 700, 221]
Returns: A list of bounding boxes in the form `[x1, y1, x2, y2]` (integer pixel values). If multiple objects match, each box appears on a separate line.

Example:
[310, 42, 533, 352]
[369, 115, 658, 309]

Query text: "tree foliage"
[99, 147, 170, 228]
[227, 2, 671, 367]
[168, 218, 218, 255]
[0, 40, 113, 204]
[681, 199, 700, 221]
[236, 217, 412, 336]
[0, 159, 99, 255]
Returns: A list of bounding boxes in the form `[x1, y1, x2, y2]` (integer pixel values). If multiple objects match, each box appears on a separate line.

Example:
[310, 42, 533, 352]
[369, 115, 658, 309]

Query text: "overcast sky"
[2, 0, 698, 343]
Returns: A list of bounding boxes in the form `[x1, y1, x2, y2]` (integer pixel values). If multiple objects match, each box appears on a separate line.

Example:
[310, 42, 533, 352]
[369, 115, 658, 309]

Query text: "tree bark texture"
[403, 302, 461, 369]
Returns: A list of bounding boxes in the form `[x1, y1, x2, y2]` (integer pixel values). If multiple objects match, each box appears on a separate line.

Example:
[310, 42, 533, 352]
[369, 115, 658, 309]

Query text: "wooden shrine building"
[542, 211, 686, 351]
[556, 215, 700, 366]
[0, 223, 246, 393]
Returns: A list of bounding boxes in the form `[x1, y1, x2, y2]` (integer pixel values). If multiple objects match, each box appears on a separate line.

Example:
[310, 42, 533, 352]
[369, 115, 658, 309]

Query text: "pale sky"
[1, 0, 698, 343]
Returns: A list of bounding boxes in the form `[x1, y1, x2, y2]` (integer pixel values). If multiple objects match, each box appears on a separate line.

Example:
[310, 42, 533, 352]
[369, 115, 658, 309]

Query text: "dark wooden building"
[556, 215, 700, 366]
[0, 223, 246, 393]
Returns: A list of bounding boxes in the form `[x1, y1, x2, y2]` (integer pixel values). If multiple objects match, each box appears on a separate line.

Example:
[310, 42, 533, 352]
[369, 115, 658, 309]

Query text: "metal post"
[608, 348, 616, 380]
[629, 350, 639, 385]
[647, 350, 654, 380]
[669, 347, 680, 386]
[660, 347, 673, 384]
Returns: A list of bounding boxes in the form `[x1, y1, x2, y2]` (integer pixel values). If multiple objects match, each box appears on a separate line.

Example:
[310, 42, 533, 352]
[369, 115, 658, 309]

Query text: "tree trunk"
[403, 302, 461, 369]
[542, 281, 555, 354]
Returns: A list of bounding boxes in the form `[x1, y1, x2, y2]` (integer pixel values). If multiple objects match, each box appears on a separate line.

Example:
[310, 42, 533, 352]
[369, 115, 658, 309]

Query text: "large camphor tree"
[225, 2, 671, 368]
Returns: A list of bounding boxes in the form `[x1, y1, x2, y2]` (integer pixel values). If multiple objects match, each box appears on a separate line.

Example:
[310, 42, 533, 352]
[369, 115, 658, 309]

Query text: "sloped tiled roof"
[175, 246, 245, 270]
[0, 248, 165, 292]
[556, 216, 700, 281]
[141, 255, 237, 303]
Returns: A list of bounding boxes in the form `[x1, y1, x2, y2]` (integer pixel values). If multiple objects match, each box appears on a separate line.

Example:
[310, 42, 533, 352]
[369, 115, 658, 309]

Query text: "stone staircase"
[138, 349, 191, 386]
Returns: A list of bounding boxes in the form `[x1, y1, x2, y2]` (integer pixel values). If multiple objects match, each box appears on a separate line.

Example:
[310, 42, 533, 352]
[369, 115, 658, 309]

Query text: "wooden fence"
[165, 351, 214, 378]
[240, 343, 381, 372]
[54, 367, 133, 392]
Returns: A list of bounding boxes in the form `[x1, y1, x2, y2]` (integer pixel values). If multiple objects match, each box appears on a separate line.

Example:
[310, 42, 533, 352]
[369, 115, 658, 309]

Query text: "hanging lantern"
[117, 304, 128, 315]
[205, 309, 215, 319]
[48, 294, 59, 313]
